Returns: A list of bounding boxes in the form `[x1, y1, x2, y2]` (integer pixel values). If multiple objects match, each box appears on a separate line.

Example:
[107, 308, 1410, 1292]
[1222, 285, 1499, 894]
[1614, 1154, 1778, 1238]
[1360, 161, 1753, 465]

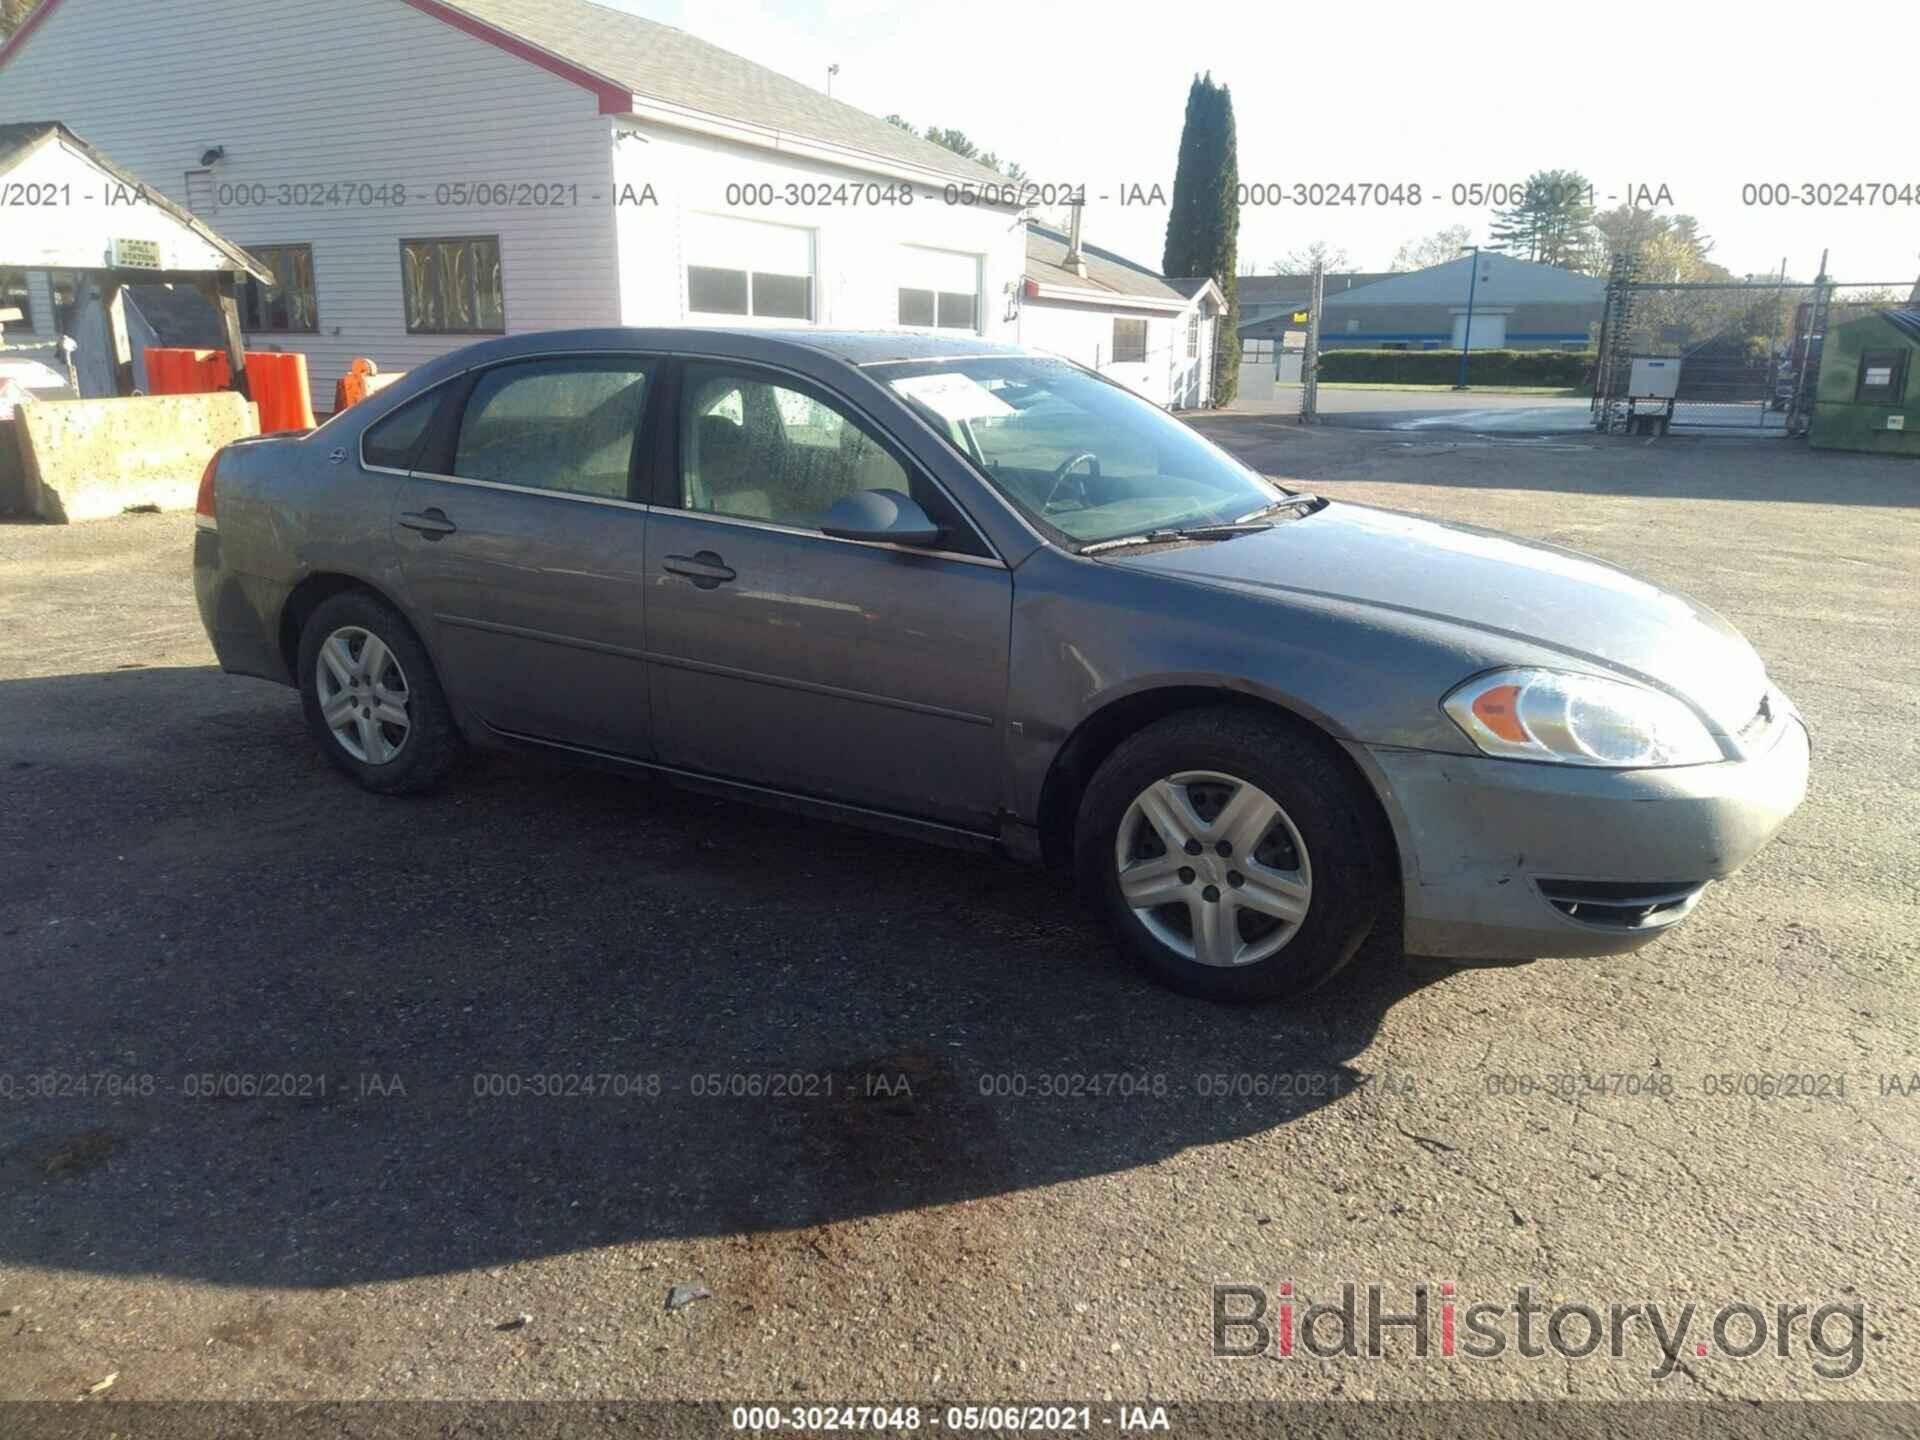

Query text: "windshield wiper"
[1233, 493, 1326, 522]
[1079, 522, 1273, 556]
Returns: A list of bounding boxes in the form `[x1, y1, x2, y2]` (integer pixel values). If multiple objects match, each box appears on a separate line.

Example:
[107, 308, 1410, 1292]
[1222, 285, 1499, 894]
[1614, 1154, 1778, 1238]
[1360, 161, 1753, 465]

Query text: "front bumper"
[1349, 715, 1810, 960]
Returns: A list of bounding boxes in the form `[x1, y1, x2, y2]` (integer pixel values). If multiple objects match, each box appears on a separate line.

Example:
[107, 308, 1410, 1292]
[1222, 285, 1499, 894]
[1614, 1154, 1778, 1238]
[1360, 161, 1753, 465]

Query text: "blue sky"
[597, 0, 1918, 287]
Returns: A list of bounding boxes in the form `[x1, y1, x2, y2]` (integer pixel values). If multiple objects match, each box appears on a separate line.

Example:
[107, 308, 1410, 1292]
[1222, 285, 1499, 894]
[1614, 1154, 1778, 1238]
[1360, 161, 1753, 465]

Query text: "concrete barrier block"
[0, 414, 27, 515]
[16, 393, 260, 523]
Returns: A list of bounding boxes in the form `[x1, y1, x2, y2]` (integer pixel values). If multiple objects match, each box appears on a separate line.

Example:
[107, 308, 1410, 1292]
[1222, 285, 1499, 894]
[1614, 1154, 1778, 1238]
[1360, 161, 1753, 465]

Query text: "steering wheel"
[1043, 452, 1101, 511]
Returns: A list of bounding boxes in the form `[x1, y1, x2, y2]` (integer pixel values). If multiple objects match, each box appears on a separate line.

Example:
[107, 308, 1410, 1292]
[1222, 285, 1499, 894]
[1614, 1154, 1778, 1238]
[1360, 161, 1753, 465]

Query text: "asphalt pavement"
[0, 426, 1914, 1411]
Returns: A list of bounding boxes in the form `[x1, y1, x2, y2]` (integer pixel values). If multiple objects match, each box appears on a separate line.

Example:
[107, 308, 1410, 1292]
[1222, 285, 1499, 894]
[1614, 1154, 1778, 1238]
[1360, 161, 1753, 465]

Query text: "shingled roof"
[1025, 224, 1218, 311]
[437, 0, 1007, 186]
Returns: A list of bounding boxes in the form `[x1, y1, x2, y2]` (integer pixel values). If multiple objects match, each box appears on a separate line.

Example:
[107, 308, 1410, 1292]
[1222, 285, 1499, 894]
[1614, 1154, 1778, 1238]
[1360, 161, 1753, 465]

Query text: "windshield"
[875, 356, 1287, 547]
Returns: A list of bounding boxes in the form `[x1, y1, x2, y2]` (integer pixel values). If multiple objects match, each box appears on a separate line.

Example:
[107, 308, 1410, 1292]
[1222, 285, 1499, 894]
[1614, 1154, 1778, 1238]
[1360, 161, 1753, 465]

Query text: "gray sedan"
[194, 329, 1809, 1000]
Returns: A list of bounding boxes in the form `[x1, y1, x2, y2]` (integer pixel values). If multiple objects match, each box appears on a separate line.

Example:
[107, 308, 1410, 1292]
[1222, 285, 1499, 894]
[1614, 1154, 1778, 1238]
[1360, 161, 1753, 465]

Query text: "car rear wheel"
[1075, 708, 1389, 1001]
[297, 591, 460, 795]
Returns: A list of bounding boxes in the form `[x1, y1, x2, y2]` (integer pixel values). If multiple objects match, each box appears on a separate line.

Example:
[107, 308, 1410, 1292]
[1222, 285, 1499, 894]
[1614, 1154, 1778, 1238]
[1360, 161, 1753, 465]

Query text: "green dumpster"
[1809, 309, 1920, 456]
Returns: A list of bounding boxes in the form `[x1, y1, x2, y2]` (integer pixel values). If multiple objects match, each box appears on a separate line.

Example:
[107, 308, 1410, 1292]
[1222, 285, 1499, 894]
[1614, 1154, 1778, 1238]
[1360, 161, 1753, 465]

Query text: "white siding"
[610, 123, 1024, 337]
[1018, 299, 1201, 408]
[0, 0, 620, 415]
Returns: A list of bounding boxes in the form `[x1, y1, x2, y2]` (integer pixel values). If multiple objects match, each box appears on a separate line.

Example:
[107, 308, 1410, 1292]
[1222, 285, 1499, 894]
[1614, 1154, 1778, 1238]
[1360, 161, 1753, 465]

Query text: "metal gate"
[1593, 256, 1914, 436]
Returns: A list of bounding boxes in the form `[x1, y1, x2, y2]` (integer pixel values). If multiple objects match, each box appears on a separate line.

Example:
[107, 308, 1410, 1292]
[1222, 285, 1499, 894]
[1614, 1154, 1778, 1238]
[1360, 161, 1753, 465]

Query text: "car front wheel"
[1075, 708, 1389, 1001]
[297, 591, 460, 794]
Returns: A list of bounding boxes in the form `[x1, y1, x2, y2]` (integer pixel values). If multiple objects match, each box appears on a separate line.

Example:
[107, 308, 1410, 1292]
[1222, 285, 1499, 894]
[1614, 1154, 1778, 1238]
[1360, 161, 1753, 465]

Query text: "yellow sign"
[1292, 310, 1309, 324]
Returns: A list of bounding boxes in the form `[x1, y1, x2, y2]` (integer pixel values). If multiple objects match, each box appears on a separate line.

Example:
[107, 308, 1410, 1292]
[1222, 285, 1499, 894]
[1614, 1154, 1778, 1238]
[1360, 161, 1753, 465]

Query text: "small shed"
[1809, 309, 1920, 457]
[0, 120, 272, 400]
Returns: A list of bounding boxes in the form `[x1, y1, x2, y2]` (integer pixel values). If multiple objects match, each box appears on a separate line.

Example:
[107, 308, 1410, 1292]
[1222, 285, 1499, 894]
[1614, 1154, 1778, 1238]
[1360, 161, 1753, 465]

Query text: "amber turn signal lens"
[1470, 683, 1528, 743]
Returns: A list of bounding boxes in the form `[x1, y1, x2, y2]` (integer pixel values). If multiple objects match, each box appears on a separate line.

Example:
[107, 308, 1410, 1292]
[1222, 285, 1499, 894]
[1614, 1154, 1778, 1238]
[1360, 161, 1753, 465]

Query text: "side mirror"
[818, 488, 943, 547]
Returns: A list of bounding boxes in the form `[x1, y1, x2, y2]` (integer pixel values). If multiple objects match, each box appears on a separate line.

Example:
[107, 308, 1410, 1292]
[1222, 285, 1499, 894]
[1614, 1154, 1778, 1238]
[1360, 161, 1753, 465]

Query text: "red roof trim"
[397, 0, 634, 114]
[0, 0, 71, 73]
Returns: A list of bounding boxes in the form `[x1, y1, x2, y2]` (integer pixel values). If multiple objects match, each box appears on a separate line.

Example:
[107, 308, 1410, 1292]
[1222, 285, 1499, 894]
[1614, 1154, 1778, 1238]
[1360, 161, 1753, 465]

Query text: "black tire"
[1074, 707, 1390, 1002]
[296, 590, 461, 795]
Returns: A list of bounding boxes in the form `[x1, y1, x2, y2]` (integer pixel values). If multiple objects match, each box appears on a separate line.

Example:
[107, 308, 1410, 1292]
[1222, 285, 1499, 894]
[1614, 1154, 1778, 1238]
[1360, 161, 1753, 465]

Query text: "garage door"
[1452, 313, 1507, 349]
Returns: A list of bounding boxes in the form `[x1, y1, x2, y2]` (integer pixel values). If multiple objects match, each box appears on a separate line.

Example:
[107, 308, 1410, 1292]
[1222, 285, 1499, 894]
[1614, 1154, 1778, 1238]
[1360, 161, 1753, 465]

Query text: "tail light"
[195, 450, 221, 531]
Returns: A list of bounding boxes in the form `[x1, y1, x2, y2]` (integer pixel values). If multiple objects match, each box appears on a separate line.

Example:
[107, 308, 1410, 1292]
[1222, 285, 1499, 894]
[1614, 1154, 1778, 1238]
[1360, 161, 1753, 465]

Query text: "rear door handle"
[399, 507, 457, 538]
[663, 551, 736, 589]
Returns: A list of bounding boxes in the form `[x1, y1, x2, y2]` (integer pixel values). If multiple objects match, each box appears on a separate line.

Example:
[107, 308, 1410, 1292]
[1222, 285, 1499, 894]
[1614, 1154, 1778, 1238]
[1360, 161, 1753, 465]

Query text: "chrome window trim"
[662, 506, 1005, 569]
[353, 344, 1025, 558]
[409, 471, 653, 512]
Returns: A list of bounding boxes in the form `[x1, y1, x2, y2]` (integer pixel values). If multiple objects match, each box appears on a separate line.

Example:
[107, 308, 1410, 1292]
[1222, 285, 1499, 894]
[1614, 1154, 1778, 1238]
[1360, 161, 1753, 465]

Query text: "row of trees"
[882, 116, 1024, 181]
[1264, 171, 1752, 287]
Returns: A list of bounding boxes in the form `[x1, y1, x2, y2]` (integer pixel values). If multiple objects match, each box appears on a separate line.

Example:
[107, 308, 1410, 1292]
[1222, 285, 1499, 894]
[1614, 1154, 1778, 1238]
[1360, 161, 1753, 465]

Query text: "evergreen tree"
[1488, 169, 1599, 271]
[1162, 74, 1240, 405]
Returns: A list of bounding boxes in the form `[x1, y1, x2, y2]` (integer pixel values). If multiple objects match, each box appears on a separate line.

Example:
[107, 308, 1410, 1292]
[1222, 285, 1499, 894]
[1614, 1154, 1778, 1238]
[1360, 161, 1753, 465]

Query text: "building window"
[1855, 350, 1908, 406]
[686, 214, 814, 322]
[0, 270, 32, 331]
[239, 244, 318, 333]
[1112, 317, 1148, 364]
[1186, 312, 1200, 359]
[402, 236, 505, 335]
[897, 246, 980, 333]
[898, 288, 977, 330]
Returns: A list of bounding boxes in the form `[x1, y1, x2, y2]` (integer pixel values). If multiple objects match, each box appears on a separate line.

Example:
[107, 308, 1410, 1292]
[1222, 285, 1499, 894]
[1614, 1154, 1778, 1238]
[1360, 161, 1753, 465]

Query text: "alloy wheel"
[1114, 770, 1312, 967]
[314, 626, 412, 765]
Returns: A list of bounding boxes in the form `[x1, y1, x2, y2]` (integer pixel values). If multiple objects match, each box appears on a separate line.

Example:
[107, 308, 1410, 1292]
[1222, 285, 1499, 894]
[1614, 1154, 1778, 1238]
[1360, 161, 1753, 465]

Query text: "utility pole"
[1453, 246, 1481, 390]
[826, 63, 839, 98]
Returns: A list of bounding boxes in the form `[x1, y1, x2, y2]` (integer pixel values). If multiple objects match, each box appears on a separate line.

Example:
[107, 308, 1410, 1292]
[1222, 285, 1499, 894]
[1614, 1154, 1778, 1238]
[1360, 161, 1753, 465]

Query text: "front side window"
[880, 356, 1284, 547]
[452, 358, 649, 498]
[240, 244, 318, 333]
[1112, 317, 1148, 364]
[402, 236, 504, 335]
[679, 363, 908, 528]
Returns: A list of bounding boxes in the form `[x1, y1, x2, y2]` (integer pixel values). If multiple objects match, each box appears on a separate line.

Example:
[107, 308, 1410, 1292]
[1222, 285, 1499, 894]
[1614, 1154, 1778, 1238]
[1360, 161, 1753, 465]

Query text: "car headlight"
[1442, 668, 1722, 768]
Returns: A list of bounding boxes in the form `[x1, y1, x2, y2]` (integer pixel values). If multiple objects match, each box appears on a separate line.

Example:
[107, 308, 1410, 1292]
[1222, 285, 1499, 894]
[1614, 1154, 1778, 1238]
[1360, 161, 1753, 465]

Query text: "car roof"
[411, 328, 1036, 374]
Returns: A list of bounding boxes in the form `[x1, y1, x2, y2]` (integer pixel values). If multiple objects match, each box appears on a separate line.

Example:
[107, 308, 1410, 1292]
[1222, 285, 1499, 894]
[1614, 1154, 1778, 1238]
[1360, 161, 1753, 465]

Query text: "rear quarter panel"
[200, 434, 409, 683]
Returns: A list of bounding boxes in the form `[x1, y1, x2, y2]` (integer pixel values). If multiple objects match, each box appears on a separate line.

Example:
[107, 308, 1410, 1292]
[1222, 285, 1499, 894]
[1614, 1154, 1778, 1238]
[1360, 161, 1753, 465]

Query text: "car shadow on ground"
[0, 665, 1458, 1289]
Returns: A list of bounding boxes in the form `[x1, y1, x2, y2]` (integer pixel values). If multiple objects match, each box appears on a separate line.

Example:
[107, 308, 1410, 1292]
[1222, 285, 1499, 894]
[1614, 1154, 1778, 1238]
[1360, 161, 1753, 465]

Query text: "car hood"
[1105, 501, 1768, 735]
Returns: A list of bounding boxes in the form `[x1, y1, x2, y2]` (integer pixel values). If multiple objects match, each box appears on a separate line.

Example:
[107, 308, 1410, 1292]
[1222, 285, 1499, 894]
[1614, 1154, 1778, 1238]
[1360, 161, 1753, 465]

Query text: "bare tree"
[1271, 241, 1348, 275]
[1390, 225, 1474, 272]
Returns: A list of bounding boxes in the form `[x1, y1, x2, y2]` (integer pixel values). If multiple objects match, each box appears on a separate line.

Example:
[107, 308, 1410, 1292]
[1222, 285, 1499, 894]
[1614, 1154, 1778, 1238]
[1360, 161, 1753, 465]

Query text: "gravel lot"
[0, 425, 1914, 1411]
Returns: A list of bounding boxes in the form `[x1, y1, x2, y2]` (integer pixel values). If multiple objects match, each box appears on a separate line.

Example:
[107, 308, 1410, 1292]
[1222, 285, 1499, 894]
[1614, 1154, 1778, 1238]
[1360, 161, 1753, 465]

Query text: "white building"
[0, 0, 1026, 416]
[1019, 222, 1224, 409]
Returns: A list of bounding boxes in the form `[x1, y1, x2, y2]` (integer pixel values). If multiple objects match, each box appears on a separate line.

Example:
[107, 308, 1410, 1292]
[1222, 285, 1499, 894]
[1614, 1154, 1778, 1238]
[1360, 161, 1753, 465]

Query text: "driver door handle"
[399, 507, 457, 538]
[663, 551, 736, 588]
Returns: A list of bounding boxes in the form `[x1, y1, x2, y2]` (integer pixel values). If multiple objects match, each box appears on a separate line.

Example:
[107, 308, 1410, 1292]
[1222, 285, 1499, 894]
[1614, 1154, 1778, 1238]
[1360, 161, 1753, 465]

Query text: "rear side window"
[360, 389, 442, 471]
[453, 358, 651, 499]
